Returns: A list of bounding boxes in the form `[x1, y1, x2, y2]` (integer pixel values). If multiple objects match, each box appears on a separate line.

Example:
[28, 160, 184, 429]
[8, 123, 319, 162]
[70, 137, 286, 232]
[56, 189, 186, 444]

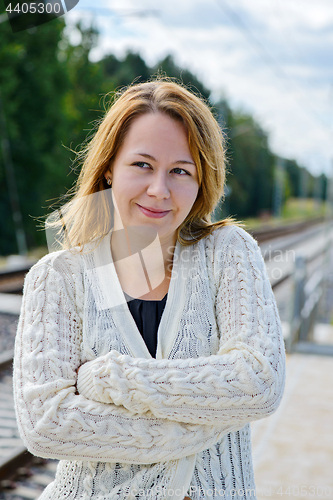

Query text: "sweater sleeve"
[13, 256, 242, 464]
[76, 227, 286, 425]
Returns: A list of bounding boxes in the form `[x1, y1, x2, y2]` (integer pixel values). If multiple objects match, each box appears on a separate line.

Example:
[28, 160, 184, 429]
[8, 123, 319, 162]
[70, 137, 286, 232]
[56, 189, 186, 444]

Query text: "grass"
[242, 197, 330, 230]
[27, 246, 49, 260]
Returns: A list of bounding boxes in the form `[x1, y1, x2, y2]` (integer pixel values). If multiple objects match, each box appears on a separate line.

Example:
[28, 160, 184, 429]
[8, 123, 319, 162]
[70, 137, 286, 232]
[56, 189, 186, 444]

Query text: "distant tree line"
[0, 16, 328, 254]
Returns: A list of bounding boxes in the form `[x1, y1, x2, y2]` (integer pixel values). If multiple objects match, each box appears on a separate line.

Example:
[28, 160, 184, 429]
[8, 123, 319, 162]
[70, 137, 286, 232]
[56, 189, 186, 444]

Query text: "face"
[105, 112, 199, 249]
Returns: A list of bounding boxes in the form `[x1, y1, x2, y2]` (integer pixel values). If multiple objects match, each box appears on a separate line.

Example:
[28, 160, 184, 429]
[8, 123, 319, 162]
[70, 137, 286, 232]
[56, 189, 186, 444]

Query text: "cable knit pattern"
[76, 229, 284, 425]
[13, 225, 285, 500]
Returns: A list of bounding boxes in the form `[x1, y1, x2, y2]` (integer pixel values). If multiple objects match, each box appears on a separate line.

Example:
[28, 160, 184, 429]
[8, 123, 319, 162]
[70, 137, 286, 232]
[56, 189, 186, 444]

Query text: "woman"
[14, 80, 286, 500]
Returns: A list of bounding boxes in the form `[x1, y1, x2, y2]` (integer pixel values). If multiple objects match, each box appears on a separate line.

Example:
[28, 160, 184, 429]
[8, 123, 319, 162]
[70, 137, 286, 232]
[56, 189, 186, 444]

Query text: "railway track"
[0, 267, 32, 295]
[248, 215, 326, 243]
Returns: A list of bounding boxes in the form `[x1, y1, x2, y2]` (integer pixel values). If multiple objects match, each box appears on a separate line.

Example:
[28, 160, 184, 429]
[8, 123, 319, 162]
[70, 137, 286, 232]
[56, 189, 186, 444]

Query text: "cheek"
[176, 184, 199, 213]
[112, 173, 141, 200]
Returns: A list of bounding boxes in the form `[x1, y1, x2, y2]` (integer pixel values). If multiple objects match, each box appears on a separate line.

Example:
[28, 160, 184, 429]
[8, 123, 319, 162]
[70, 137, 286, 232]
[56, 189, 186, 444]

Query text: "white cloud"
[65, 0, 333, 176]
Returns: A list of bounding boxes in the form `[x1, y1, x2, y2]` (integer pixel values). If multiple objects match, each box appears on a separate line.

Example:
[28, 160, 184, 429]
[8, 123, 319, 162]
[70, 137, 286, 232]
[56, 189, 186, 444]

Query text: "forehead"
[120, 112, 191, 156]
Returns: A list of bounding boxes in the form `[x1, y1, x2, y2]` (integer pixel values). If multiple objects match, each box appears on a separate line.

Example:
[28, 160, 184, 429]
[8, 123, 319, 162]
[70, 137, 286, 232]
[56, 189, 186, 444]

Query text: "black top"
[124, 293, 168, 358]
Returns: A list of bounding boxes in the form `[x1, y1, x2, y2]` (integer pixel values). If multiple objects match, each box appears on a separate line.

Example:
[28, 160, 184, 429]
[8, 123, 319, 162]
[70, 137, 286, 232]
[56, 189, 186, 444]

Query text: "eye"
[172, 167, 190, 176]
[133, 161, 151, 169]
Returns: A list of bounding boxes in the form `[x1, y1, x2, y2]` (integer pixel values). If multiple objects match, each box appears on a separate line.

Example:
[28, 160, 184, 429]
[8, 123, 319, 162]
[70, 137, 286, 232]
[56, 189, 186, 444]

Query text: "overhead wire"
[214, 0, 332, 132]
[71, 7, 159, 19]
[79, 1, 332, 134]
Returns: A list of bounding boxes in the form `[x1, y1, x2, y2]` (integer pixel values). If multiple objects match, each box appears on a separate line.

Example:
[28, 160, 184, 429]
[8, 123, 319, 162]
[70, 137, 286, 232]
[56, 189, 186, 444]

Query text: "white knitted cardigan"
[13, 225, 286, 500]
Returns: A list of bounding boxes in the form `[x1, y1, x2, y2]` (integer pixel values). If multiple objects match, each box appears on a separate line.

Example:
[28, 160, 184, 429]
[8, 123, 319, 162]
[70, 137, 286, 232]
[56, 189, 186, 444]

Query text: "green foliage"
[284, 159, 300, 198]
[152, 55, 211, 101]
[282, 197, 327, 219]
[0, 17, 73, 253]
[60, 22, 107, 150]
[0, 19, 113, 254]
[101, 52, 151, 89]
[214, 100, 275, 219]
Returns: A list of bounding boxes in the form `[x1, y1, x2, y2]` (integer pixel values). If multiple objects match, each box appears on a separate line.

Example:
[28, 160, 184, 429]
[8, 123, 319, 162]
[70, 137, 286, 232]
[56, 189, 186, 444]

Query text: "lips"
[139, 204, 170, 213]
[136, 204, 171, 219]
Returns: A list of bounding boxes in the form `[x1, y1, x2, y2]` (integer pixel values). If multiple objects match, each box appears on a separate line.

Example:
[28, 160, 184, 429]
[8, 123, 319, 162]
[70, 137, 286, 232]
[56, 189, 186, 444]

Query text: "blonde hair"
[47, 78, 243, 249]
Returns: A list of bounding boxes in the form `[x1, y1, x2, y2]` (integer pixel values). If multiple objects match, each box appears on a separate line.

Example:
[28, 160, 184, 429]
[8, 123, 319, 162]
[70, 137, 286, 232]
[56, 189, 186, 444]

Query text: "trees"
[152, 55, 211, 101]
[101, 52, 151, 89]
[214, 100, 275, 219]
[0, 16, 73, 253]
[0, 18, 112, 254]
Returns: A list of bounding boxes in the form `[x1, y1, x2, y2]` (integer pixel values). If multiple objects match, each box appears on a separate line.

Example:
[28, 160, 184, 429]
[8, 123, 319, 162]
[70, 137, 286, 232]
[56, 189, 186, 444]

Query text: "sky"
[63, 0, 333, 177]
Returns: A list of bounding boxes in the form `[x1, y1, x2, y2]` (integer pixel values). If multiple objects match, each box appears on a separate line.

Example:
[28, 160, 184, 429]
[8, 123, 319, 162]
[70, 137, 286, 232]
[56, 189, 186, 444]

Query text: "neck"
[110, 226, 176, 299]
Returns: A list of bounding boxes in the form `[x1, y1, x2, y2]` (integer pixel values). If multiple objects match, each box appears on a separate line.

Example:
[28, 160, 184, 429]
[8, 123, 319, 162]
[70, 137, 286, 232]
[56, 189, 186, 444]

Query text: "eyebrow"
[136, 153, 196, 166]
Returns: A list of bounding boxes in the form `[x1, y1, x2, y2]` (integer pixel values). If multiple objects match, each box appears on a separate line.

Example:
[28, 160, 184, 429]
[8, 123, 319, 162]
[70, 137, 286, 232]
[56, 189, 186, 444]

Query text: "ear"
[104, 168, 112, 181]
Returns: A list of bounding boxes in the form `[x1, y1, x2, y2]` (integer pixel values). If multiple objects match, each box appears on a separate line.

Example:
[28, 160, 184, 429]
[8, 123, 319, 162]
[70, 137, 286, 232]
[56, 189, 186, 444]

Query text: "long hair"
[47, 78, 243, 250]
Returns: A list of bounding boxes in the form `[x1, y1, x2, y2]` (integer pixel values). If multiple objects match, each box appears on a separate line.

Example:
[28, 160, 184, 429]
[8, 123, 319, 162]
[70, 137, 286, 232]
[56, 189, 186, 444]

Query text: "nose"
[146, 171, 170, 199]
